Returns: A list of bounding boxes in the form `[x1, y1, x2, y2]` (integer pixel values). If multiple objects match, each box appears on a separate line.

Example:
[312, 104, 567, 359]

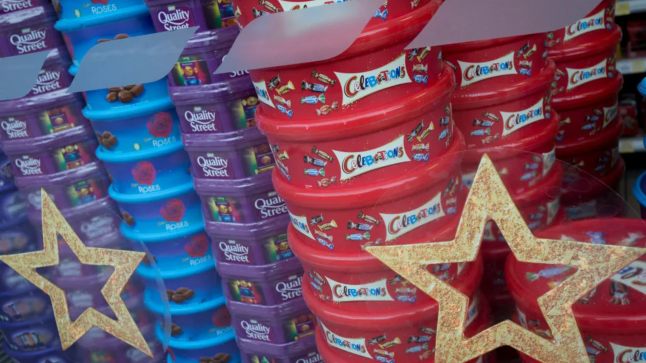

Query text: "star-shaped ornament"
[367, 155, 646, 363]
[0, 189, 152, 357]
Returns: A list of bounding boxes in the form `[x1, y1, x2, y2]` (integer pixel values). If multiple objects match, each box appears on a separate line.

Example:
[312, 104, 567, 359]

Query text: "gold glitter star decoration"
[367, 154, 646, 363]
[0, 189, 152, 357]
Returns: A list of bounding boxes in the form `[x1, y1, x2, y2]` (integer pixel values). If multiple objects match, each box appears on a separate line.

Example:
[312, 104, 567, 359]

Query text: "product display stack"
[243, 0, 497, 362]
[547, 0, 624, 220]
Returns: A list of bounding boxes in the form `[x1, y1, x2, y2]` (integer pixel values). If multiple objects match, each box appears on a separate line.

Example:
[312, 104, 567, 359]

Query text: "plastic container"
[290, 222, 482, 312]
[209, 214, 292, 266]
[0, 0, 45, 15]
[258, 65, 455, 190]
[0, 188, 27, 223]
[507, 218, 646, 363]
[78, 324, 165, 363]
[167, 27, 242, 86]
[109, 182, 203, 235]
[27, 47, 73, 98]
[2, 125, 99, 178]
[16, 162, 110, 214]
[146, 0, 208, 32]
[96, 141, 192, 195]
[184, 126, 275, 181]
[56, 0, 145, 21]
[443, 33, 549, 95]
[0, 313, 58, 352]
[229, 297, 315, 344]
[0, 217, 37, 256]
[556, 113, 622, 180]
[195, 172, 288, 227]
[275, 131, 465, 254]
[0, 89, 89, 143]
[170, 77, 258, 134]
[550, 26, 621, 101]
[2, 340, 72, 363]
[249, 1, 442, 122]
[54, 273, 140, 317]
[166, 329, 241, 363]
[238, 334, 321, 363]
[233, 0, 431, 29]
[0, 6, 62, 57]
[0, 288, 51, 323]
[635, 172, 646, 219]
[217, 256, 303, 306]
[547, 0, 616, 52]
[452, 61, 555, 150]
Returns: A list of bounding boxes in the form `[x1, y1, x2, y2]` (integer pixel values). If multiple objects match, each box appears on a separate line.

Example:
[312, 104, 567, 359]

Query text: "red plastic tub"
[250, 1, 443, 122]
[556, 113, 623, 180]
[547, 0, 616, 51]
[550, 26, 621, 101]
[275, 130, 465, 254]
[451, 60, 555, 149]
[259, 65, 454, 190]
[443, 33, 549, 97]
[507, 218, 646, 363]
[232, 0, 432, 29]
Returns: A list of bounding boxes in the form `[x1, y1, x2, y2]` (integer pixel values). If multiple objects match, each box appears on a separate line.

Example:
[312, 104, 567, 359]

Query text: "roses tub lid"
[169, 76, 254, 105]
[82, 97, 175, 122]
[95, 135, 185, 163]
[194, 169, 273, 196]
[216, 255, 303, 281]
[0, 6, 56, 31]
[182, 125, 267, 152]
[205, 213, 290, 240]
[237, 334, 317, 358]
[0, 88, 83, 116]
[54, 4, 150, 32]
[14, 161, 108, 190]
[506, 218, 646, 333]
[1, 124, 95, 154]
[108, 180, 194, 204]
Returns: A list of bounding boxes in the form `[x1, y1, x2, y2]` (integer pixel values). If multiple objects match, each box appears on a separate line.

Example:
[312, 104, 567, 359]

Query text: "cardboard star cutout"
[367, 155, 646, 363]
[0, 189, 152, 357]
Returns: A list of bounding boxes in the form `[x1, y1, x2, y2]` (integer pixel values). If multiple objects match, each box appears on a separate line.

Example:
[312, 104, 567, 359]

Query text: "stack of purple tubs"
[165, 20, 322, 363]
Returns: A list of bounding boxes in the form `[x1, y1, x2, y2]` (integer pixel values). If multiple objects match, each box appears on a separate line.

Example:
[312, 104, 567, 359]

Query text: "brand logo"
[184, 109, 218, 132]
[1, 119, 28, 138]
[289, 212, 315, 240]
[542, 147, 555, 177]
[276, 276, 302, 301]
[10, 28, 47, 54]
[165, 221, 189, 231]
[380, 192, 445, 242]
[240, 320, 271, 341]
[612, 343, 646, 363]
[253, 80, 275, 108]
[80, 216, 114, 239]
[219, 241, 250, 263]
[336, 54, 411, 105]
[32, 70, 61, 95]
[321, 322, 372, 359]
[566, 59, 607, 90]
[603, 101, 618, 129]
[158, 8, 191, 30]
[1, 0, 32, 12]
[326, 277, 394, 303]
[295, 352, 324, 363]
[564, 9, 605, 41]
[197, 155, 229, 178]
[14, 157, 41, 175]
[254, 192, 287, 219]
[500, 99, 545, 136]
[458, 52, 517, 86]
[333, 136, 410, 181]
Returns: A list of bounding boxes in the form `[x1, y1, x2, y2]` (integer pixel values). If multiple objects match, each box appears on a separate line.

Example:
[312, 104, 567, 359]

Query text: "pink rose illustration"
[211, 306, 231, 327]
[185, 234, 209, 257]
[160, 199, 186, 222]
[131, 161, 157, 185]
[147, 112, 173, 138]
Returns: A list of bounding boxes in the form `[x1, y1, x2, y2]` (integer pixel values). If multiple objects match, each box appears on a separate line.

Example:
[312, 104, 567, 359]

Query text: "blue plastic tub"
[634, 171, 646, 219]
[55, 0, 145, 22]
[165, 328, 241, 363]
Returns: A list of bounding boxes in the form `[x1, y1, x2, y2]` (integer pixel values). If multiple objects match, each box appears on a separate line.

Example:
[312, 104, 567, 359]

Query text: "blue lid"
[108, 180, 194, 203]
[121, 221, 205, 243]
[167, 327, 236, 350]
[145, 289, 225, 316]
[95, 137, 184, 163]
[136, 253, 215, 280]
[634, 171, 646, 208]
[639, 78, 646, 98]
[83, 97, 174, 121]
[54, 4, 150, 32]
[1, 339, 68, 359]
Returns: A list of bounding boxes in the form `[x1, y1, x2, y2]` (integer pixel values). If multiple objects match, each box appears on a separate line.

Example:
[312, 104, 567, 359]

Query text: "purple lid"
[169, 76, 254, 105]
[0, 5, 56, 31]
[206, 213, 289, 239]
[1, 124, 94, 154]
[194, 169, 273, 195]
[0, 88, 83, 114]
[216, 256, 302, 281]
[14, 161, 106, 189]
[228, 294, 309, 318]
[237, 334, 317, 357]
[42, 46, 71, 69]
[182, 126, 267, 151]
[181, 27, 239, 54]
[30, 195, 116, 223]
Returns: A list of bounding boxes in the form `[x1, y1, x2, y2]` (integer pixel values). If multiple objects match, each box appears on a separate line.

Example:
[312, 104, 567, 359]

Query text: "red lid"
[552, 71, 623, 110]
[561, 156, 625, 203]
[555, 113, 623, 157]
[443, 33, 538, 53]
[258, 65, 454, 141]
[506, 218, 646, 333]
[548, 25, 622, 63]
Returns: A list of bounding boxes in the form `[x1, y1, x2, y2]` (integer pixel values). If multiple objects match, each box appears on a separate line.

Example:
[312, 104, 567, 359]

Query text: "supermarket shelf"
[617, 57, 646, 75]
[617, 0, 646, 16]
[619, 134, 646, 153]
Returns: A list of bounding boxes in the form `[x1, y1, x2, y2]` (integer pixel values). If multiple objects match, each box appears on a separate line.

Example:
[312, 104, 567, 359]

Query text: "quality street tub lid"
[1, 123, 94, 154]
[0, 6, 56, 31]
[180, 26, 239, 54]
[236, 334, 317, 358]
[216, 255, 303, 281]
[205, 213, 290, 240]
[193, 170, 273, 196]
[14, 161, 106, 190]
[226, 295, 310, 320]
[182, 125, 267, 152]
[0, 88, 83, 116]
[169, 76, 254, 105]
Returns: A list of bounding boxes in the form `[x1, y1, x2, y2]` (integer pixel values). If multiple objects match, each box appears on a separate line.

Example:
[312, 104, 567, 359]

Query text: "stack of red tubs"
[251, 1, 496, 362]
[546, 0, 624, 220]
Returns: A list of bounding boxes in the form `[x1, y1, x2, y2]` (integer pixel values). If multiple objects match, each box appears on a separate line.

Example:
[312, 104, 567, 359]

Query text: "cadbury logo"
[184, 110, 218, 132]
[1, 119, 28, 138]
[32, 71, 62, 95]
[197, 155, 229, 177]
[254, 193, 287, 219]
[158, 8, 191, 30]
[1, 0, 32, 12]
[10, 28, 47, 54]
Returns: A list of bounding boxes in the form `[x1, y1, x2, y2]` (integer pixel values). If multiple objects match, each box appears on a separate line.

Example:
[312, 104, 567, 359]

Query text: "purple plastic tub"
[0, 313, 58, 352]
[184, 127, 275, 181]
[0, 288, 51, 323]
[0, 153, 14, 193]
[2, 340, 72, 363]
[0, 188, 27, 224]
[217, 257, 303, 306]
[170, 77, 258, 134]
[167, 27, 242, 87]
[0, 6, 62, 57]
[238, 334, 321, 363]
[229, 297, 315, 344]
[0, 0, 44, 15]
[209, 214, 292, 266]
[27, 47, 73, 98]
[166, 329, 241, 363]
[16, 161, 110, 214]
[2, 125, 99, 178]
[0, 89, 89, 142]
